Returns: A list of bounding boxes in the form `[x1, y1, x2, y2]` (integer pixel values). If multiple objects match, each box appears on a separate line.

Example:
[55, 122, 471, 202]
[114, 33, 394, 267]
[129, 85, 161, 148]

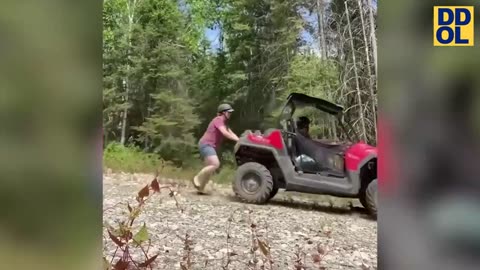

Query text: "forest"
[103, 0, 378, 169]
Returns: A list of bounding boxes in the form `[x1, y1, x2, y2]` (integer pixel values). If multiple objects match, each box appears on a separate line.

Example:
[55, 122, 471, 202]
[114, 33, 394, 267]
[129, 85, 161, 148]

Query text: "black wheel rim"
[241, 172, 262, 194]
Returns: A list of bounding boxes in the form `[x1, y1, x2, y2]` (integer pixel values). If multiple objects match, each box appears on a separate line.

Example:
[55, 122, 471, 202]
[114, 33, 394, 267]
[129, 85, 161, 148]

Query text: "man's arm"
[227, 127, 240, 141]
[218, 126, 239, 142]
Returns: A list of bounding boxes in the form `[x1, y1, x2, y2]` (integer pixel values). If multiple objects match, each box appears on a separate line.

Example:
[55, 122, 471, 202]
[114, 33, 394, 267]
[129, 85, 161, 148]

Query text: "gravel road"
[103, 173, 377, 270]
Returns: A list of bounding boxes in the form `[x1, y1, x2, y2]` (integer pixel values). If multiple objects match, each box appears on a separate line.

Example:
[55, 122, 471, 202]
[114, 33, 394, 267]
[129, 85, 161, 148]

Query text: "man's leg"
[194, 145, 220, 192]
[196, 155, 220, 192]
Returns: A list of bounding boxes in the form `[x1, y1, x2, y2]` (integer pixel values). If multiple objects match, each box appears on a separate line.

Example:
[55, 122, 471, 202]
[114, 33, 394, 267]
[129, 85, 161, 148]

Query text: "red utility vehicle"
[233, 93, 378, 217]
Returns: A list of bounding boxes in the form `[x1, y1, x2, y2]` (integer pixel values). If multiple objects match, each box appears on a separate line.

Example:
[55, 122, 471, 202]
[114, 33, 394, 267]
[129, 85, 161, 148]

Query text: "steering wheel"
[282, 130, 296, 137]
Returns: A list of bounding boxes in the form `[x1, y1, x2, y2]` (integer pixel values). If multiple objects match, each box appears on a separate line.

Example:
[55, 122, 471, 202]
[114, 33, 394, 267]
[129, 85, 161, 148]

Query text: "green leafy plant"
[103, 173, 181, 270]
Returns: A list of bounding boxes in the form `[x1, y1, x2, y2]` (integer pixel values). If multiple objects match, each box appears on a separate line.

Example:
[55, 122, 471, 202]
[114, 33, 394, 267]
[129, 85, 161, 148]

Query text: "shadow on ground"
[222, 194, 375, 221]
[182, 186, 376, 221]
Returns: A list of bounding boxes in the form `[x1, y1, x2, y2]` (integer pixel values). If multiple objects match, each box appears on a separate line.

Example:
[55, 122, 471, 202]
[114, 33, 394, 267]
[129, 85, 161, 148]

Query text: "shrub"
[103, 142, 161, 173]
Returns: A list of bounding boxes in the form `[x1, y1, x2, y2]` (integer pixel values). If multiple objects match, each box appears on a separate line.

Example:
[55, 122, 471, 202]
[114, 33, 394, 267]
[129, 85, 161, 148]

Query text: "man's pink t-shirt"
[199, 115, 226, 149]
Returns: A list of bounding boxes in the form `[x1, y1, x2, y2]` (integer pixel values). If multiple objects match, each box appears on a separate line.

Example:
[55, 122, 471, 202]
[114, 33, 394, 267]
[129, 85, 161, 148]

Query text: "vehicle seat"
[294, 132, 330, 170]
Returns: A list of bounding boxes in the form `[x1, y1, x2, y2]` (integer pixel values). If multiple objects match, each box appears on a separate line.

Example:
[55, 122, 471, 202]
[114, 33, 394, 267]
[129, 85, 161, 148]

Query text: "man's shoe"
[192, 175, 201, 190]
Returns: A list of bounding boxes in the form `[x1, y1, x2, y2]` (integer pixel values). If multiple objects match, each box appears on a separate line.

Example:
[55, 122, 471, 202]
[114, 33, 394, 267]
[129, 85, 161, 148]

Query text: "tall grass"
[103, 142, 161, 173]
[103, 142, 236, 184]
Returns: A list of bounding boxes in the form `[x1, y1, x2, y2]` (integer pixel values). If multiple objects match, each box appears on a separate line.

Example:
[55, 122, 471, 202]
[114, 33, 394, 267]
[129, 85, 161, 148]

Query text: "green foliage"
[103, 0, 378, 171]
[183, 0, 221, 52]
[286, 56, 340, 100]
[104, 175, 169, 268]
[283, 55, 342, 140]
[213, 165, 236, 184]
[104, 142, 205, 179]
[103, 142, 161, 173]
[133, 223, 149, 244]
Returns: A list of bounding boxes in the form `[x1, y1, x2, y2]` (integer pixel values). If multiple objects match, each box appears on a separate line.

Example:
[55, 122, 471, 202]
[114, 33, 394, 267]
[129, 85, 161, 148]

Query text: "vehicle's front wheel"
[361, 179, 377, 217]
[233, 162, 274, 204]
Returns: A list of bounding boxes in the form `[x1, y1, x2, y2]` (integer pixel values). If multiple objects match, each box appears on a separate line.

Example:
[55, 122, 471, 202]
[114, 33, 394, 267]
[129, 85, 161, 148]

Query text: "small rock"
[219, 248, 229, 253]
[293, 231, 307, 238]
[149, 247, 160, 255]
[350, 224, 362, 232]
[361, 262, 371, 270]
[215, 251, 224, 259]
[354, 260, 363, 266]
[359, 251, 369, 260]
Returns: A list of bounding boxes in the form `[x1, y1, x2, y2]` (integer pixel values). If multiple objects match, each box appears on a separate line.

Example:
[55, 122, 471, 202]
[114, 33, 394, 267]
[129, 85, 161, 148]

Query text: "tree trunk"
[316, 0, 327, 59]
[332, 117, 338, 141]
[120, 79, 129, 145]
[368, 0, 377, 78]
[120, 0, 138, 145]
[345, 0, 367, 142]
[144, 93, 151, 150]
[219, 24, 224, 52]
[357, 0, 377, 141]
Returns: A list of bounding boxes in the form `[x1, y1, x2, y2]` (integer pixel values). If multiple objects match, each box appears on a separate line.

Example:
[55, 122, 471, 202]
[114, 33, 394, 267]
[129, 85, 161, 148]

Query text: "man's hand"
[218, 126, 239, 142]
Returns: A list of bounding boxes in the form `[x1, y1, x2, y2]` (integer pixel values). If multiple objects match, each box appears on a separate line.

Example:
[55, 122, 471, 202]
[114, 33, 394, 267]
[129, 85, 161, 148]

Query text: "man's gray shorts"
[199, 144, 217, 158]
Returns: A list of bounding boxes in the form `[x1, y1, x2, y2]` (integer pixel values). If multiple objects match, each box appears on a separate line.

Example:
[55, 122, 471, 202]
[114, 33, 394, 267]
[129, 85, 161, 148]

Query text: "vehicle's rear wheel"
[233, 162, 273, 204]
[363, 179, 377, 217]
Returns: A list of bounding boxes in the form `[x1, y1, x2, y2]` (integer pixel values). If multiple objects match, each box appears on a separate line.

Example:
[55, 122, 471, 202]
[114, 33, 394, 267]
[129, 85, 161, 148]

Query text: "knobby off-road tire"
[364, 179, 378, 217]
[233, 162, 274, 204]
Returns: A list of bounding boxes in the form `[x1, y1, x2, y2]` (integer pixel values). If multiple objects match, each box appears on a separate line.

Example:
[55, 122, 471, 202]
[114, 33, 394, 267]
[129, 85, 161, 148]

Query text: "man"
[296, 116, 311, 138]
[193, 103, 239, 194]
